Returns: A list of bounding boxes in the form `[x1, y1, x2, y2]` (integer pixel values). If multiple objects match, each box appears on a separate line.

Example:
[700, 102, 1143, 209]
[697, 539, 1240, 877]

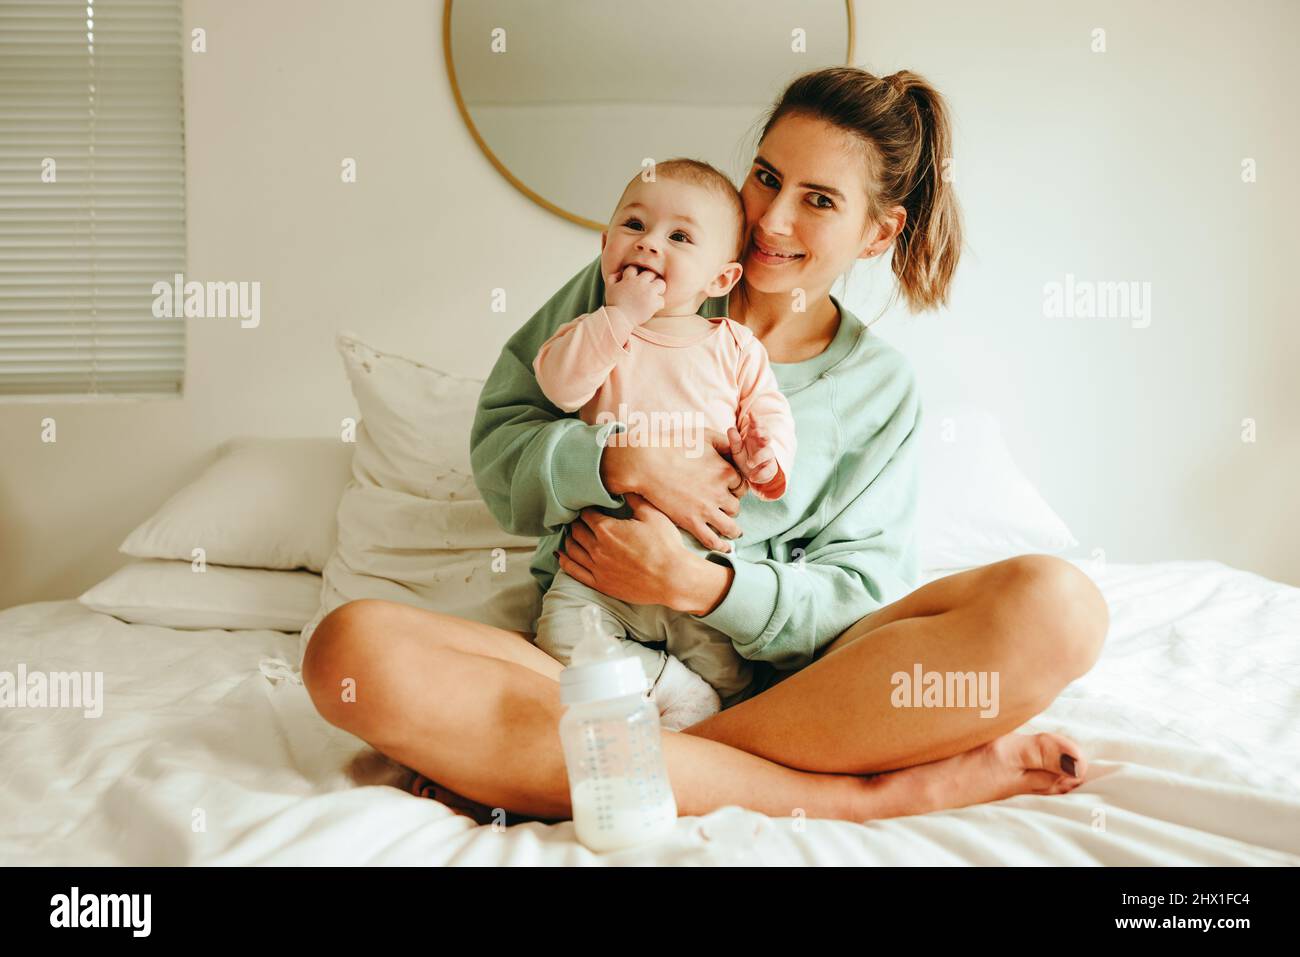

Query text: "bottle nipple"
[570, 605, 623, 666]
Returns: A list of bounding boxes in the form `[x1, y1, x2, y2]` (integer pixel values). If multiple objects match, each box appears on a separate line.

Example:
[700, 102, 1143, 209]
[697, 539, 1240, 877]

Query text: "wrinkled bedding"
[2, 558, 1297, 865]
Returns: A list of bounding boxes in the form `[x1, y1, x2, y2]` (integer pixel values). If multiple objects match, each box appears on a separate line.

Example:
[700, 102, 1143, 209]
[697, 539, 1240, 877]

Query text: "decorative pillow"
[119, 436, 354, 573]
[916, 406, 1078, 570]
[298, 333, 542, 667]
[78, 560, 323, 632]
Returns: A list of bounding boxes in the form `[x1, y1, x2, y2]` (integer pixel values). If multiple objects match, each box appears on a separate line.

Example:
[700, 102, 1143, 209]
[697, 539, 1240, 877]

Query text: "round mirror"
[444, 1, 855, 230]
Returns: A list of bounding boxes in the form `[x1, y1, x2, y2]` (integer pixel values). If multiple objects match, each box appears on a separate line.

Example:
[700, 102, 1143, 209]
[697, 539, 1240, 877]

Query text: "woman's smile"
[748, 236, 806, 266]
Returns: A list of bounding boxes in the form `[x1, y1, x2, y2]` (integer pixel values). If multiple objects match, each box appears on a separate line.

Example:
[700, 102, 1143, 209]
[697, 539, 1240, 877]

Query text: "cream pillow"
[298, 333, 542, 667]
[916, 406, 1078, 570]
[79, 560, 323, 632]
[119, 436, 354, 573]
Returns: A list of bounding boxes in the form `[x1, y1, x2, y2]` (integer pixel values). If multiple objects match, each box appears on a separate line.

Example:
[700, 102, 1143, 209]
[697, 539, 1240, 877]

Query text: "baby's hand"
[744, 449, 779, 486]
[605, 265, 666, 325]
[728, 414, 785, 496]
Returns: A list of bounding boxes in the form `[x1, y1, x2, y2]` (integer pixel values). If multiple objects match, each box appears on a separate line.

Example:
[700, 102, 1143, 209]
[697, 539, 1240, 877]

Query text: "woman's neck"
[728, 283, 841, 364]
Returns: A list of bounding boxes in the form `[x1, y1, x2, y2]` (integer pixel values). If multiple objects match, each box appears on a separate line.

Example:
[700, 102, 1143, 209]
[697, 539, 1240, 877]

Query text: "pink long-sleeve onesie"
[533, 305, 796, 500]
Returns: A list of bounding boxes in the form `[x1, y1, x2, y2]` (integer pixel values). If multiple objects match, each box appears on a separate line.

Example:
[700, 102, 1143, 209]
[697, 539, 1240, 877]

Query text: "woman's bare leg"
[305, 601, 887, 820]
[681, 555, 1109, 774]
[300, 596, 1085, 822]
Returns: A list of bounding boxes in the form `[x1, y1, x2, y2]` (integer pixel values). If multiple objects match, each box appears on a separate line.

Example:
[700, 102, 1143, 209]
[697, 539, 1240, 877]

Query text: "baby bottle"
[559, 605, 678, 852]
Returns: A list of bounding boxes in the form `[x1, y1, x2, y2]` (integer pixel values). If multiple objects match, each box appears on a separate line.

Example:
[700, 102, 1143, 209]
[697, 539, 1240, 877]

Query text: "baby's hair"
[619, 158, 746, 262]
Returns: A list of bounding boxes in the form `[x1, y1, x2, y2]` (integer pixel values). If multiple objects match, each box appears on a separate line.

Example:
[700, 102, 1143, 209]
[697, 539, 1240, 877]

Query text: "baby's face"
[601, 178, 742, 315]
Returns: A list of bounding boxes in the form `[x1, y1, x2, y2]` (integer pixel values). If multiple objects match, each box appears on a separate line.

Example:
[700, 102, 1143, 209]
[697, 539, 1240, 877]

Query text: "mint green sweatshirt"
[470, 255, 922, 673]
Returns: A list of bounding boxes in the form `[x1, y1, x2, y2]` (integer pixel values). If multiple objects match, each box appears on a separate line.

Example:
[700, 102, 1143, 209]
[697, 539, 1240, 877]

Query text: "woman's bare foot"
[402, 732, 1084, 828]
[853, 732, 1087, 820]
[405, 770, 497, 824]
[405, 770, 558, 826]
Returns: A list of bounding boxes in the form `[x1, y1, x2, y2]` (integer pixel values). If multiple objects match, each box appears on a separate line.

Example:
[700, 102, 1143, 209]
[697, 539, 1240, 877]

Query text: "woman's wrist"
[599, 442, 636, 496]
[673, 553, 734, 616]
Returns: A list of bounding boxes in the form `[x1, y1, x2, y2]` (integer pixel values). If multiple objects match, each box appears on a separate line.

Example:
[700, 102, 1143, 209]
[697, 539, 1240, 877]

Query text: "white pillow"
[78, 560, 323, 632]
[916, 406, 1078, 570]
[299, 333, 542, 667]
[119, 436, 354, 573]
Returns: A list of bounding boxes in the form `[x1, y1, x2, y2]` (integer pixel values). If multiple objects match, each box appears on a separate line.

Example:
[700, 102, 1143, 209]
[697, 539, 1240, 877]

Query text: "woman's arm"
[470, 256, 627, 537]
[690, 360, 924, 671]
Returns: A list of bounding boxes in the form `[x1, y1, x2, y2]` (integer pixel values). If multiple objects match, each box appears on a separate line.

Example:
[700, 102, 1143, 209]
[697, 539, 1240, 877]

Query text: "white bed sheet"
[1, 558, 1297, 866]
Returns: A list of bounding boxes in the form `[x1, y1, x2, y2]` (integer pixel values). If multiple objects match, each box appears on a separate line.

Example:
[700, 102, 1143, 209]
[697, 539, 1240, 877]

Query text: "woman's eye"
[753, 168, 833, 209]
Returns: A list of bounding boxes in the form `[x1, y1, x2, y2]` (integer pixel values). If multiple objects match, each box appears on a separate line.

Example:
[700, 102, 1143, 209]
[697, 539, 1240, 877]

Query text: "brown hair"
[757, 67, 964, 313]
[616, 158, 746, 262]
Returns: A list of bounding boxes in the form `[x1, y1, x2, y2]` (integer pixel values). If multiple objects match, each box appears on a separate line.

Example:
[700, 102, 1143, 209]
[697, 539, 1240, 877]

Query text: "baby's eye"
[624, 218, 644, 230]
[754, 168, 778, 189]
[670, 230, 691, 243]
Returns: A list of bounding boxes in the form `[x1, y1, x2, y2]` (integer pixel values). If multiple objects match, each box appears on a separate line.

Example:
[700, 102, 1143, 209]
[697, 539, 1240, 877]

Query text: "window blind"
[0, 0, 185, 397]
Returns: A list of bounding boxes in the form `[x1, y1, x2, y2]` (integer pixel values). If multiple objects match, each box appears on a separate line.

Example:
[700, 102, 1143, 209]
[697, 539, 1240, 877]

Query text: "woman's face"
[738, 113, 894, 297]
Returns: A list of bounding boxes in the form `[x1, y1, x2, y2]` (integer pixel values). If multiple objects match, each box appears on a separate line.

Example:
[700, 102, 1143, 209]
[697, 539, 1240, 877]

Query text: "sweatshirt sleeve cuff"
[552, 419, 628, 512]
[691, 552, 779, 654]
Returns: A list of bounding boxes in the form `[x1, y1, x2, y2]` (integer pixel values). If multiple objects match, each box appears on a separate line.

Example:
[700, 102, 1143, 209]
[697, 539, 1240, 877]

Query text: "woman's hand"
[600, 429, 748, 553]
[555, 493, 734, 615]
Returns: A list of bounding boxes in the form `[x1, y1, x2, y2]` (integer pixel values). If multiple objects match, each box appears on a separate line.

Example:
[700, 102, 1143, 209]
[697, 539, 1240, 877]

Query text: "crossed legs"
[302, 554, 1108, 821]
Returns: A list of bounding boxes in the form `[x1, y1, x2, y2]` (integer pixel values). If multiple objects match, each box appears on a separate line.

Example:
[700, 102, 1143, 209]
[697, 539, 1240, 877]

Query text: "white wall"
[858, 0, 1299, 583]
[1, 0, 1296, 611]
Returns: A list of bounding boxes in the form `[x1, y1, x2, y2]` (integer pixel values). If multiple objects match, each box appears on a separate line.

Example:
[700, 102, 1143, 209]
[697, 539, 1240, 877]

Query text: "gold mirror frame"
[443, 0, 857, 231]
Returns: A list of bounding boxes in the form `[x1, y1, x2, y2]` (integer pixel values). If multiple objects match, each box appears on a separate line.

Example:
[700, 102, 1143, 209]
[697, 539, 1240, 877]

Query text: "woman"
[303, 67, 1109, 824]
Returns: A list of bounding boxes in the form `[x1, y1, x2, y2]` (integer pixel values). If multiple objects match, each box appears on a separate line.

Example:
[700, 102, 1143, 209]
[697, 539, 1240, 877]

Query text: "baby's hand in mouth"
[605, 265, 666, 323]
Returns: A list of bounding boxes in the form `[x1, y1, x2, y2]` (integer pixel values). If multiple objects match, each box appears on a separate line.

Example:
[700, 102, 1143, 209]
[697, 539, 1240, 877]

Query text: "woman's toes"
[405, 770, 499, 823]
[1019, 769, 1065, 794]
[1049, 776, 1083, 796]
[989, 731, 1087, 793]
[407, 770, 436, 798]
[1041, 733, 1087, 782]
[1010, 732, 1086, 789]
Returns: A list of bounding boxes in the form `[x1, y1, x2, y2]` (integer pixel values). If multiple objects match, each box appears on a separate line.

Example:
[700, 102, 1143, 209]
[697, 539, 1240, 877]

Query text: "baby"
[531, 159, 796, 730]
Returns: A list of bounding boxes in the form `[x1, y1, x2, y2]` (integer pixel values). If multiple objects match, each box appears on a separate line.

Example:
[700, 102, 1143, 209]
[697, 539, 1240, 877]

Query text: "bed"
[7, 335, 1295, 865]
[4, 556, 1297, 866]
